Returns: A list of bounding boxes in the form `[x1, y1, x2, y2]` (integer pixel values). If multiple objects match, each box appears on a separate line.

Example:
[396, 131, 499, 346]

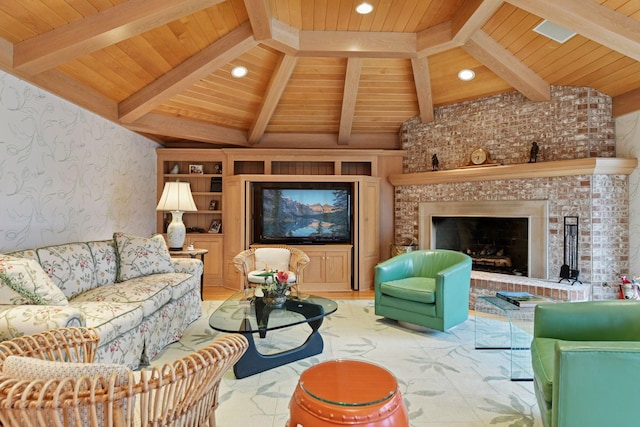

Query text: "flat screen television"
[252, 182, 353, 244]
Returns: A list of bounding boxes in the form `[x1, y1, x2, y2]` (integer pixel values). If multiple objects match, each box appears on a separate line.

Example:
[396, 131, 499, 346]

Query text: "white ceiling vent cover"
[533, 20, 577, 44]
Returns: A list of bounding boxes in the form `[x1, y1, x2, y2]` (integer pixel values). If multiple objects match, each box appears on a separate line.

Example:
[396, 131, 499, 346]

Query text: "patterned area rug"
[151, 300, 543, 427]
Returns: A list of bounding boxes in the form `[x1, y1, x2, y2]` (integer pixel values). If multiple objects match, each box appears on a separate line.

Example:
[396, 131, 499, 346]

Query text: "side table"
[474, 295, 540, 381]
[169, 248, 208, 300]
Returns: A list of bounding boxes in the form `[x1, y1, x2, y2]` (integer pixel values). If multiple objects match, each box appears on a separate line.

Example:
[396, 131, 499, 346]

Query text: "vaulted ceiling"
[1, 0, 640, 149]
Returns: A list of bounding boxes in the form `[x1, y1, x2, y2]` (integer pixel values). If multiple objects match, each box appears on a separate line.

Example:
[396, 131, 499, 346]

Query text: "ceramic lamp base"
[167, 210, 186, 250]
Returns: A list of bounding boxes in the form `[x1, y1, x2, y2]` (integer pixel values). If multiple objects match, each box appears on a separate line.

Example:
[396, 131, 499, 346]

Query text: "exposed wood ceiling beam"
[451, 0, 505, 43]
[338, 58, 363, 145]
[119, 22, 257, 123]
[416, 22, 458, 57]
[125, 113, 250, 146]
[0, 38, 12, 69]
[244, 0, 299, 54]
[258, 132, 399, 149]
[464, 30, 550, 102]
[248, 54, 297, 144]
[298, 31, 416, 58]
[506, 0, 640, 62]
[416, 0, 503, 57]
[613, 88, 640, 118]
[13, 0, 224, 75]
[244, 0, 272, 41]
[411, 57, 434, 123]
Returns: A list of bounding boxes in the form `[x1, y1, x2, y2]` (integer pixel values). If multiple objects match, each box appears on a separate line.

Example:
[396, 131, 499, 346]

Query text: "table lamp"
[156, 182, 197, 250]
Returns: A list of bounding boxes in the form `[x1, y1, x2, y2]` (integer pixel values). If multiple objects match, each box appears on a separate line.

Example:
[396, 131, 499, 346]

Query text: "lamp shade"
[156, 182, 197, 212]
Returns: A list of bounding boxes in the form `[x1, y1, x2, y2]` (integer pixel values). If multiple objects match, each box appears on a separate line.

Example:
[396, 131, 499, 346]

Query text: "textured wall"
[616, 111, 640, 279]
[0, 71, 159, 252]
[396, 86, 623, 297]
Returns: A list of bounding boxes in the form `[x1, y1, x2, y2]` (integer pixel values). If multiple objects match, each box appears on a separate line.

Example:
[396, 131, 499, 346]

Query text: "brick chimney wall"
[396, 86, 624, 299]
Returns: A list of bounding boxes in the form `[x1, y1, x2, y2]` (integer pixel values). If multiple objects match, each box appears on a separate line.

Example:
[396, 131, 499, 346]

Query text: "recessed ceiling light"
[356, 2, 373, 14]
[231, 66, 247, 78]
[458, 69, 475, 81]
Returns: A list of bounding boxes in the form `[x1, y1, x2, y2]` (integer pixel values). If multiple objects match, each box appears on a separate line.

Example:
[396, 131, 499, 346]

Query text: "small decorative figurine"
[529, 141, 539, 163]
[431, 154, 439, 171]
[169, 163, 179, 174]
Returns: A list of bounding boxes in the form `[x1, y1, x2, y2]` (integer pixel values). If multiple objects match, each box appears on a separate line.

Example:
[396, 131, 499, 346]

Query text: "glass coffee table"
[209, 291, 338, 379]
[474, 295, 546, 381]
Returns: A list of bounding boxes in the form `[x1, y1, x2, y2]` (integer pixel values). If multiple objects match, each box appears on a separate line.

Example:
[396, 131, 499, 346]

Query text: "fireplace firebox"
[419, 200, 549, 279]
[433, 216, 528, 276]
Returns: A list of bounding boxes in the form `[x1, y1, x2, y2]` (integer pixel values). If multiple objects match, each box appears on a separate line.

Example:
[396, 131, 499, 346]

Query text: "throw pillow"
[0, 255, 68, 305]
[113, 232, 175, 282]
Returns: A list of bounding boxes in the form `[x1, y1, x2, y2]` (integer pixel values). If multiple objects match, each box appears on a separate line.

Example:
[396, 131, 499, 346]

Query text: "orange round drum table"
[287, 359, 409, 427]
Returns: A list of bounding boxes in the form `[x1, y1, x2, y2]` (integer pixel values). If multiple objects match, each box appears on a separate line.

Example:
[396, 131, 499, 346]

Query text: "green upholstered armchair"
[374, 249, 472, 332]
[531, 301, 640, 427]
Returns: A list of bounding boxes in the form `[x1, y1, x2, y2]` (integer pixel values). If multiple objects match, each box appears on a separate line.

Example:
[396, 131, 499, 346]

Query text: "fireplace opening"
[433, 216, 529, 276]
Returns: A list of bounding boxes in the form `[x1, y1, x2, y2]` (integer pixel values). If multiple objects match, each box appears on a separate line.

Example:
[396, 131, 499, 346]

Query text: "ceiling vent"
[533, 20, 576, 44]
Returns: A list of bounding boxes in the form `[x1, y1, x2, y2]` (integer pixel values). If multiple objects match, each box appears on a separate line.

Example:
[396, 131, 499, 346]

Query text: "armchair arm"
[172, 257, 203, 277]
[288, 247, 310, 276]
[435, 258, 472, 315]
[534, 301, 640, 341]
[0, 305, 86, 341]
[0, 327, 99, 364]
[232, 249, 255, 276]
[552, 340, 640, 427]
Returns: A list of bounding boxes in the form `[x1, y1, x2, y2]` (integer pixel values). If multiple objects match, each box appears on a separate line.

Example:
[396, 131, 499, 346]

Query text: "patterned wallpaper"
[616, 111, 640, 278]
[0, 71, 159, 252]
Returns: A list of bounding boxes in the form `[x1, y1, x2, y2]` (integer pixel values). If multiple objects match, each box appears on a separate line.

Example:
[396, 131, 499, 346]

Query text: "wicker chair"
[0, 327, 248, 426]
[232, 246, 310, 296]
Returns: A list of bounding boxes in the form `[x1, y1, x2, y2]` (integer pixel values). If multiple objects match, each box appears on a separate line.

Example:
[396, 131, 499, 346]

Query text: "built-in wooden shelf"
[388, 157, 638, 186]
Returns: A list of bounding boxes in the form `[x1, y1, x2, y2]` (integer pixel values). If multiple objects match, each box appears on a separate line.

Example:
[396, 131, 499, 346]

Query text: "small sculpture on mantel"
[528, 141, 540, 163]
[431, 154, 439, 171]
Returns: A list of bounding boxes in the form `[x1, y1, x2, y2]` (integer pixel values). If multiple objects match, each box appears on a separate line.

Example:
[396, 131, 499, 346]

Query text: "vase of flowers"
[256, 270, 290, 308]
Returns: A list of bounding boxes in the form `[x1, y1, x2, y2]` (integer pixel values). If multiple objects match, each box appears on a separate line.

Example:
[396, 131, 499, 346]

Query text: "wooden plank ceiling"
[1, 0, 640, 149]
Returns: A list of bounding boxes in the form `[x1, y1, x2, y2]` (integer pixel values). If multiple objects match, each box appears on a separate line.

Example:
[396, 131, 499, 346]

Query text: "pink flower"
[276, 271, 289, 283]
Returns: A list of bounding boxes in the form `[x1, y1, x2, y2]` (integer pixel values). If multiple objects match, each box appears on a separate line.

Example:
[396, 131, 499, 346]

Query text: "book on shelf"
[496, 291, 554, 308]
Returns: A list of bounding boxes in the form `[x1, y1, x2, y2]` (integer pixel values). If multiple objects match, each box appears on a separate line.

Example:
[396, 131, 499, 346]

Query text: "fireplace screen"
[433, 216, 529, 276]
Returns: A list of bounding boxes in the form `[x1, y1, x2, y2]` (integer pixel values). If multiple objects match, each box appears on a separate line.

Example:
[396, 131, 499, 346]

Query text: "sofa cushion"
[379, 277, 436, 303]
[114, 233, 175, 282]
[0, 255, 68, 306]
[72, 275, 175, 317]
[531, 337, 557, 404]
[87, 240, 118, 286]
[37, 243, 97, 299]
[71, 301, 144, 346]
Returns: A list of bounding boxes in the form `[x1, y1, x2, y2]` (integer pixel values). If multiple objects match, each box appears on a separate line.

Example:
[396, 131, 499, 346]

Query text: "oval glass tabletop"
[209, 291, 338, 334]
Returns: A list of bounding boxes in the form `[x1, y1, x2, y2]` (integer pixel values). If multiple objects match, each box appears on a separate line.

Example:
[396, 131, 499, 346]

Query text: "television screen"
[254, 183, 352, 244]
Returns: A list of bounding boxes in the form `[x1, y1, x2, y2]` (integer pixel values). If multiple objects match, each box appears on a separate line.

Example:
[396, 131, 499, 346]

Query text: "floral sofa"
[0, 232, 202, 369]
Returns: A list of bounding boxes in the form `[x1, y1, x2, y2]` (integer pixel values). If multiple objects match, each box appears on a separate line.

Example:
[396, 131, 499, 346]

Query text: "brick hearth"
[469, 271, 590, 308]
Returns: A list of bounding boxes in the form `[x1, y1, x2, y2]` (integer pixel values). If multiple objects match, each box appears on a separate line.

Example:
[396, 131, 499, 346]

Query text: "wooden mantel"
[388, 157, 638, 186]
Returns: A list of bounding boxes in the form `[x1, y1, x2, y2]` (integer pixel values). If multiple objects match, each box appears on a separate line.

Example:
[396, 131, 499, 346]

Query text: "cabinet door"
[190, 235, 223, 287]
[300, 249, 326, 283]
[324, 250, 349, 284]
[222, 176, 245, 289]
[357, 177, 380, 290]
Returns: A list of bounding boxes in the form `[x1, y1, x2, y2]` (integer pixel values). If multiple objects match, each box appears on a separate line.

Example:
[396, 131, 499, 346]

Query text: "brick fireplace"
[391, 86, 636, 301]
[419, 200, 548, 278]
